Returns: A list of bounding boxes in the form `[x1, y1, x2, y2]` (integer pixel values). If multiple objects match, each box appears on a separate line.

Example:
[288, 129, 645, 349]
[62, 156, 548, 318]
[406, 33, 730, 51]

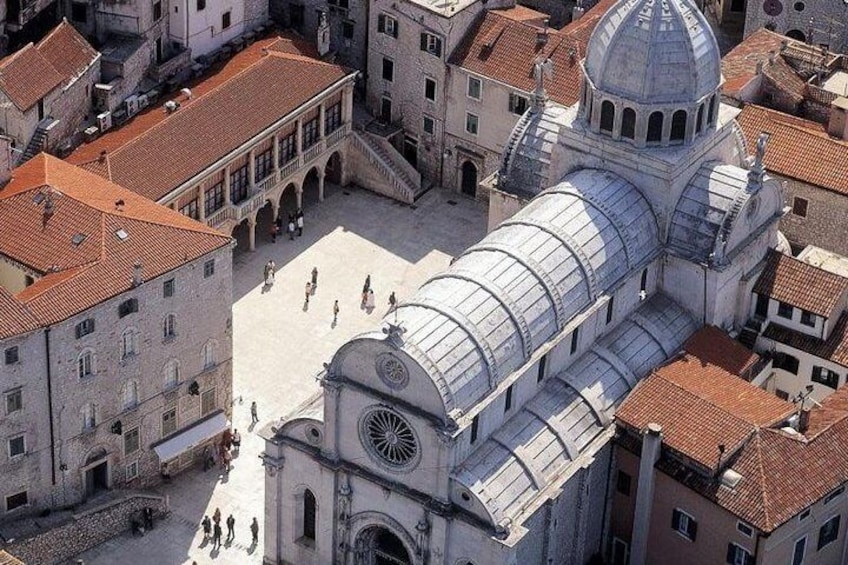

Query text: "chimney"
[98, 150, 107, 163]
[317, 11, 330, 57]
[768, 50, 776, 65]
[798, 407, 811, 434]
[755, 61, 763, 75]
[630, 423, 662, 565]
[827, 97, 848, 140]
[132, 262, 143, 287]
[0, 135, 13, 188]
[536, 19, 550, 48]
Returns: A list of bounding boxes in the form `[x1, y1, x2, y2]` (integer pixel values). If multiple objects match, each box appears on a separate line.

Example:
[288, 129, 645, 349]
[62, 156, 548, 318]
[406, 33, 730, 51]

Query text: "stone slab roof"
[753, 249, 848, 317]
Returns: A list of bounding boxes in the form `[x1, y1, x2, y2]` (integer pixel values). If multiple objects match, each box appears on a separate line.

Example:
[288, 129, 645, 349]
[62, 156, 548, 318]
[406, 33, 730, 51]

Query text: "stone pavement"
[74, 186, 487, 564]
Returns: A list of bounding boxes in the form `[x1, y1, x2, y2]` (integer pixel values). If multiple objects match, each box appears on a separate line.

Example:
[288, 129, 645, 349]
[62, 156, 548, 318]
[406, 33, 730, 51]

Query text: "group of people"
[202, 427, 241, 474]
[202, 509, 259, 549]
[271, 209, 305, 242]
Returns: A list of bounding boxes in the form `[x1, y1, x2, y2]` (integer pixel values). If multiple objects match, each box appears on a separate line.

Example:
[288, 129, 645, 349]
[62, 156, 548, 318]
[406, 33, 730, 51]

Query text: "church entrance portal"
[461, 160, 477, 197]
[356, 526, 411, 565]
[85, 461, 108, 497]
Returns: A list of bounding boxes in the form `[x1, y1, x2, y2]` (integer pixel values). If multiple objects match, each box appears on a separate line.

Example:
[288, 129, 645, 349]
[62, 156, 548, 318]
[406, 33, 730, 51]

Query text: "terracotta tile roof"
[0, 550, 25, 565]
[0, 287, 40, 339]
[35, 19, 99, 89]
[0, 43, 63, 111]
[67, 35, 349, 202]
[736, 104, 848, 195]
[762, 314, 848, 368]
[617, 328, 794, 471]
[753, 249, 848, 316]
[721, 29, 787, 98]
[449, 0, 615, 107]
[683, 325, 761, 378]
[0, 154, 230, 326]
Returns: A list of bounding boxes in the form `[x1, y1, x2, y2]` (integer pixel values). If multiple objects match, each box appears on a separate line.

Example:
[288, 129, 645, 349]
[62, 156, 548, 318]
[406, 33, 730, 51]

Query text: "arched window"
[122, 380, 139, 410]
[163, 359, 180, 389]
[202, 341, 215, 369]
[621, 108, 636, 139]
[670, 110, 687, 142]
[647, 111, 664, 143]
[599, 100, 615, 133]
[587, 90, 594, 121]
[78, 349, 95, 379]
[707, 94, 717, 125]
[163, 314, 177, 339]
[786, 29, 806, 42]
[696, 104, 705, 134]
[81, 403, 97, 431]
[121, 328, 138, 359]
[303, 489, 316, 541]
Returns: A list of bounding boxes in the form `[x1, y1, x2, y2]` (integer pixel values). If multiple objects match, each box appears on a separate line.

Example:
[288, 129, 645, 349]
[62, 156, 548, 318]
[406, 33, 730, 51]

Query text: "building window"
[118, 298, 139, 318]
[818, 515, 840, 549]
[164, 359, 180, 389]
[163, 314, 177, 339]
[424, 78, 436, 102]
[420, 32, 442, 57]
[812, 366, 840, 389]
[160, 279, 175, 299]
[342, 20, 354, 39]
[465, 113, 479, 135]
[290, 4, 304, 28]
[377, 13, 398, 37]
[201, 388, 216, 415]
[570, 327, 579, 354]
[509, 93, 528, 115]
[179, 198, 199, 220]
[303, 489, 317, 541]
[792, 536, 806, 565]
[467, 76, 482, 100]
[325, 102, 342, 134]
[202, 342, 216, 369]
[204, 259, 215, 278]
[792, 197, 808, 217]
[621, 107, 636, 139]
[799, 508, 811, 521]
[470, 415, 479, 444]
[504, 385, 513, 412]
[75, 318, 95, 338]
[777, 301, 794, 319]
[422, 115, 435, 135]
[124, 427, 140, 455]
[670, 110, 687, 141]
[203, 182, 224, 218]
[197, 0, 206, 10]
[381, 58, 394, 82]
[78, 350, 95, 379]
[222, 11, 231, 29]
[647, 111, 664, 143]
[4, 346, 19, 365]
[162, 408, 177, 437]
[600, 100, 615, 133]
[606, 296, 614, 325]
[81, 403, 96, 431]
[708, 94, 717, 125]
[122, 380, 139, 410]
[773, 352, 800, 374]
[302, 116, 320, 150]
[824, 485, 845, 504]
[255, 149, 274, 182]
[121, 329, 138, 359]
[611, 538, 629, 565]
[537, 355, 547, 383]
[616, 470, 631, 495]
[672, 508, 697, 541]
[153, 1, 162, 20]
[5, 389, 22, 415]
[726, 543, 753, 564]
[800, 310, 815, 327]
[8, 434, 25, 458]
[70, 2, 87, 22]
[126, 461, 139, 480]
[280, 132, 297, 164]
[737, 521, 754, 537]
[230, 165, 249, 204]
[5, 491, 28, 512]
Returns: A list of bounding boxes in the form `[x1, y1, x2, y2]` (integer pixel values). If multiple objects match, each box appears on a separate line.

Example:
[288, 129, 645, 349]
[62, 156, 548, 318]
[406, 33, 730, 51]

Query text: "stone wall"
[4, 493, 168, 565]
[47, 57, 102, 154]
[777, 172, 848, 256]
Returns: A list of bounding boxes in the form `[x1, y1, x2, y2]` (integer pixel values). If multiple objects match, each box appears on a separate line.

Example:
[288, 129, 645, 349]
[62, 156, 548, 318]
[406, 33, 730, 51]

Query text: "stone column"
[261, 452, 285, 565]
[248, 149, 256, 188]
[297, 118, 304, 156]
[631, 423, 663, 565]
[319, 103, 326, 139]
[248, 216, 257, 251]
[318, 171, 325, 202]
[273, 134, 280, 173]
[224, 165, 232, 204]
[296, 187, 303, 209]
[197, 186, 206, 222]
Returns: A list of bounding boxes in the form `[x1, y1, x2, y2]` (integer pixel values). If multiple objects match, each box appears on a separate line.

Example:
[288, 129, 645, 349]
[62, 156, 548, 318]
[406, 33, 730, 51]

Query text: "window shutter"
[689, 519, 698, 541]
[75, 324, 82, 339]
[672, 509, 681, 531]
[745, 552, 754, 565]
[726, 544, 736, 564]
[420, 33, 427, 51]
[90, 319, 95, 333]
[377, 14, 385, 33]
[434, 37, 442, 57]
[392, 22, 398, 38]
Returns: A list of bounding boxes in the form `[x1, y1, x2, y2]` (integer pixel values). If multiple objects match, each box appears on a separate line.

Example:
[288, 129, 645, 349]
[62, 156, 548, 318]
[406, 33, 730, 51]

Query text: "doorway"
[85, 461, 109, 497]
[754, 294, 769, 318]
[38, 99, 45, 121]
[155, 37, 164, 64]
[460, 160, 478, 197]
[402, 136, 418, 169]
[357, 527, 411, 565]
[380, 98, 392, 123]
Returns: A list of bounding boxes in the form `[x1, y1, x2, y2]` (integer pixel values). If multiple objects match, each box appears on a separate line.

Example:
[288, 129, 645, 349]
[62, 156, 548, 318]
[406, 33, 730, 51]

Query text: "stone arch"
[460, 160, 478, 197]
[324, 150, 343, 185]
[279, 182, 299, 217]
[786, 29, 806, 42]
[231, 217, 252, 253]
[621, 107, 636, 139]
[707, 94, 717, 126]
[599, 100, 615, 133]
[302, 166, 322, 206]
[82, 445, 108, 468]
[696, 103, 705, 134]
[670, 109, 687, 142]
[647, 111, 664, 144]
[349, 512, 419, 565]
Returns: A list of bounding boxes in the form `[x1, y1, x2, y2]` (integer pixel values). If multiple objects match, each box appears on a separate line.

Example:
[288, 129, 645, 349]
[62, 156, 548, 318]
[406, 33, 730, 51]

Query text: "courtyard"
[74, 185, 487, 564]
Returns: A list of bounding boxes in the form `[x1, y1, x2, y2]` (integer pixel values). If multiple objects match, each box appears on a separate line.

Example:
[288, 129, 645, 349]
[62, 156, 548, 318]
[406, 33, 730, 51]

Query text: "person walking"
[202, 515, 212, 540]
[222, 448, 232, 473]
[364, 274, 371, 292]
[251, 401, 258, 424]
[305, 281, 312, 304]
[333, 300, 339, 324]
[250, 517, 259, 544]
[226, 514, 235, 541]
[288, 219, 295, 240]
[311, 267, 318, 290]
[232, 429, 241, 454]
[212, 507, 221, 525]
[296, 211, 304, 236]
[213, 522, 222, 548]
[389, 291, 397, 310]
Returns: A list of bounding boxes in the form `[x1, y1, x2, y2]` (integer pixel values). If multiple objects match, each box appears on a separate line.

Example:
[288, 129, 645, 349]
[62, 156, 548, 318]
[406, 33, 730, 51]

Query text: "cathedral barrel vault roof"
[389, 169, 659, 415]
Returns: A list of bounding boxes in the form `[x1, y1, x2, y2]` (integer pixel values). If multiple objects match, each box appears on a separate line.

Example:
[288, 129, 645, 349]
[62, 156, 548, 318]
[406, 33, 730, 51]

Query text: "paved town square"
[74, 185, 486, 564]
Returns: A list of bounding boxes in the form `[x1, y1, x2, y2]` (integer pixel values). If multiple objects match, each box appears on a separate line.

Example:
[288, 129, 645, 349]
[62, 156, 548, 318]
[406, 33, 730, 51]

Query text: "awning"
[153, 412, 228, 462]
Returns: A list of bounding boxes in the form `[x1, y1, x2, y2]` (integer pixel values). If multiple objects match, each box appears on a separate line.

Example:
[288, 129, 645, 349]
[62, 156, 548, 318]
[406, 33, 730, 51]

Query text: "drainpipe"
[45, 327, 57, 485]
[630, 423, 663, 565]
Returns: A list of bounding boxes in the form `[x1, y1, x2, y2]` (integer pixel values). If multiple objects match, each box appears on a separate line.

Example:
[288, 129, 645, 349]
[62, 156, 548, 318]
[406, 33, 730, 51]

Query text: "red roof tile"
[683, 325, 761, 378]
[0, 287, 40, 339]
[0, 43, 63, 111]
[736, 105, 848, 195]
[721, 29, 787, 99]
[0, 155, 230, 326]
[753, 249, 848, 316]
[35, 20, 99, 88]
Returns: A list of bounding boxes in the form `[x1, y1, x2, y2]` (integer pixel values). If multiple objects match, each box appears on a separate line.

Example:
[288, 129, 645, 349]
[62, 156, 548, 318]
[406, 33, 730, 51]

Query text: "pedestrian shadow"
[261, 283, 272, 294]
[248, 422, 257, 433]
[199, 537, 210, 549]
[248, 541, 258, 555]
[210, 547, 220, 559]
[224, 538, 233, 548]
[219, 473, 230, 485]
[331, 319, 337, 329]
[303, 300, 309, 312]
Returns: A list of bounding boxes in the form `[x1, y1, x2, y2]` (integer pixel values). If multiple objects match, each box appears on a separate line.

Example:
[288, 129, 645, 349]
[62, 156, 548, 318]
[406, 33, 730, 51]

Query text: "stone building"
[260, 0, 793, 563]
[612, 326, 848, 565]
[743, 0, 848, 53]
[0, 0, 60, 56]
[0, 154, 233, 521]
[0, 20, 99, 160]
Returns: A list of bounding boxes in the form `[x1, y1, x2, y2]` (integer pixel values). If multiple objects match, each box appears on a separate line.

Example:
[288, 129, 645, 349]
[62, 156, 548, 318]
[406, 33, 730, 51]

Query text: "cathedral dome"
[584, 0, 721, 106]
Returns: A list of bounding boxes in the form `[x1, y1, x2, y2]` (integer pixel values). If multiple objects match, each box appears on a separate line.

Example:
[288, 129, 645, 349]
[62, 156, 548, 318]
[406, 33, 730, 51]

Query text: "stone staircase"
[18, 121, 51, 165]
[738, 318, 763, 350]
[349, 129, 422, 204]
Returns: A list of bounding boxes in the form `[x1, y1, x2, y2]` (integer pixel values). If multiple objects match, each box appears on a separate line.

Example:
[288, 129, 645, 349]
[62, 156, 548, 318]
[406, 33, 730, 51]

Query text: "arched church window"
[621, 108, 636, 139]
[600, 101, 615, 133]
[707, 94, 717, 126]
[647, 111, 664, 143]
[670, 110, 687, 142]
[303, 489, 316, 541]
[696, 104, 705, 134]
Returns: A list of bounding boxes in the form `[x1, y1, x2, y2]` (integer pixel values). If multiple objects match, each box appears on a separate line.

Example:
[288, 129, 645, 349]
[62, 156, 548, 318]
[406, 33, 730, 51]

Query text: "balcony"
[150, 47, 192, 83]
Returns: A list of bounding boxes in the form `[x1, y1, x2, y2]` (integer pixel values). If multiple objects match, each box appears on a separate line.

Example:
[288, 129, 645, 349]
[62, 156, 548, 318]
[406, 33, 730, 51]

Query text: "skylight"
[115, 229, 129, 241]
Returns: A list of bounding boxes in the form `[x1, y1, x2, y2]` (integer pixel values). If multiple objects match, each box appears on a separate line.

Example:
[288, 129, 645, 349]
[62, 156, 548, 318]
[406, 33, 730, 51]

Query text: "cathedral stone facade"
[260, 0, 787, 563]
